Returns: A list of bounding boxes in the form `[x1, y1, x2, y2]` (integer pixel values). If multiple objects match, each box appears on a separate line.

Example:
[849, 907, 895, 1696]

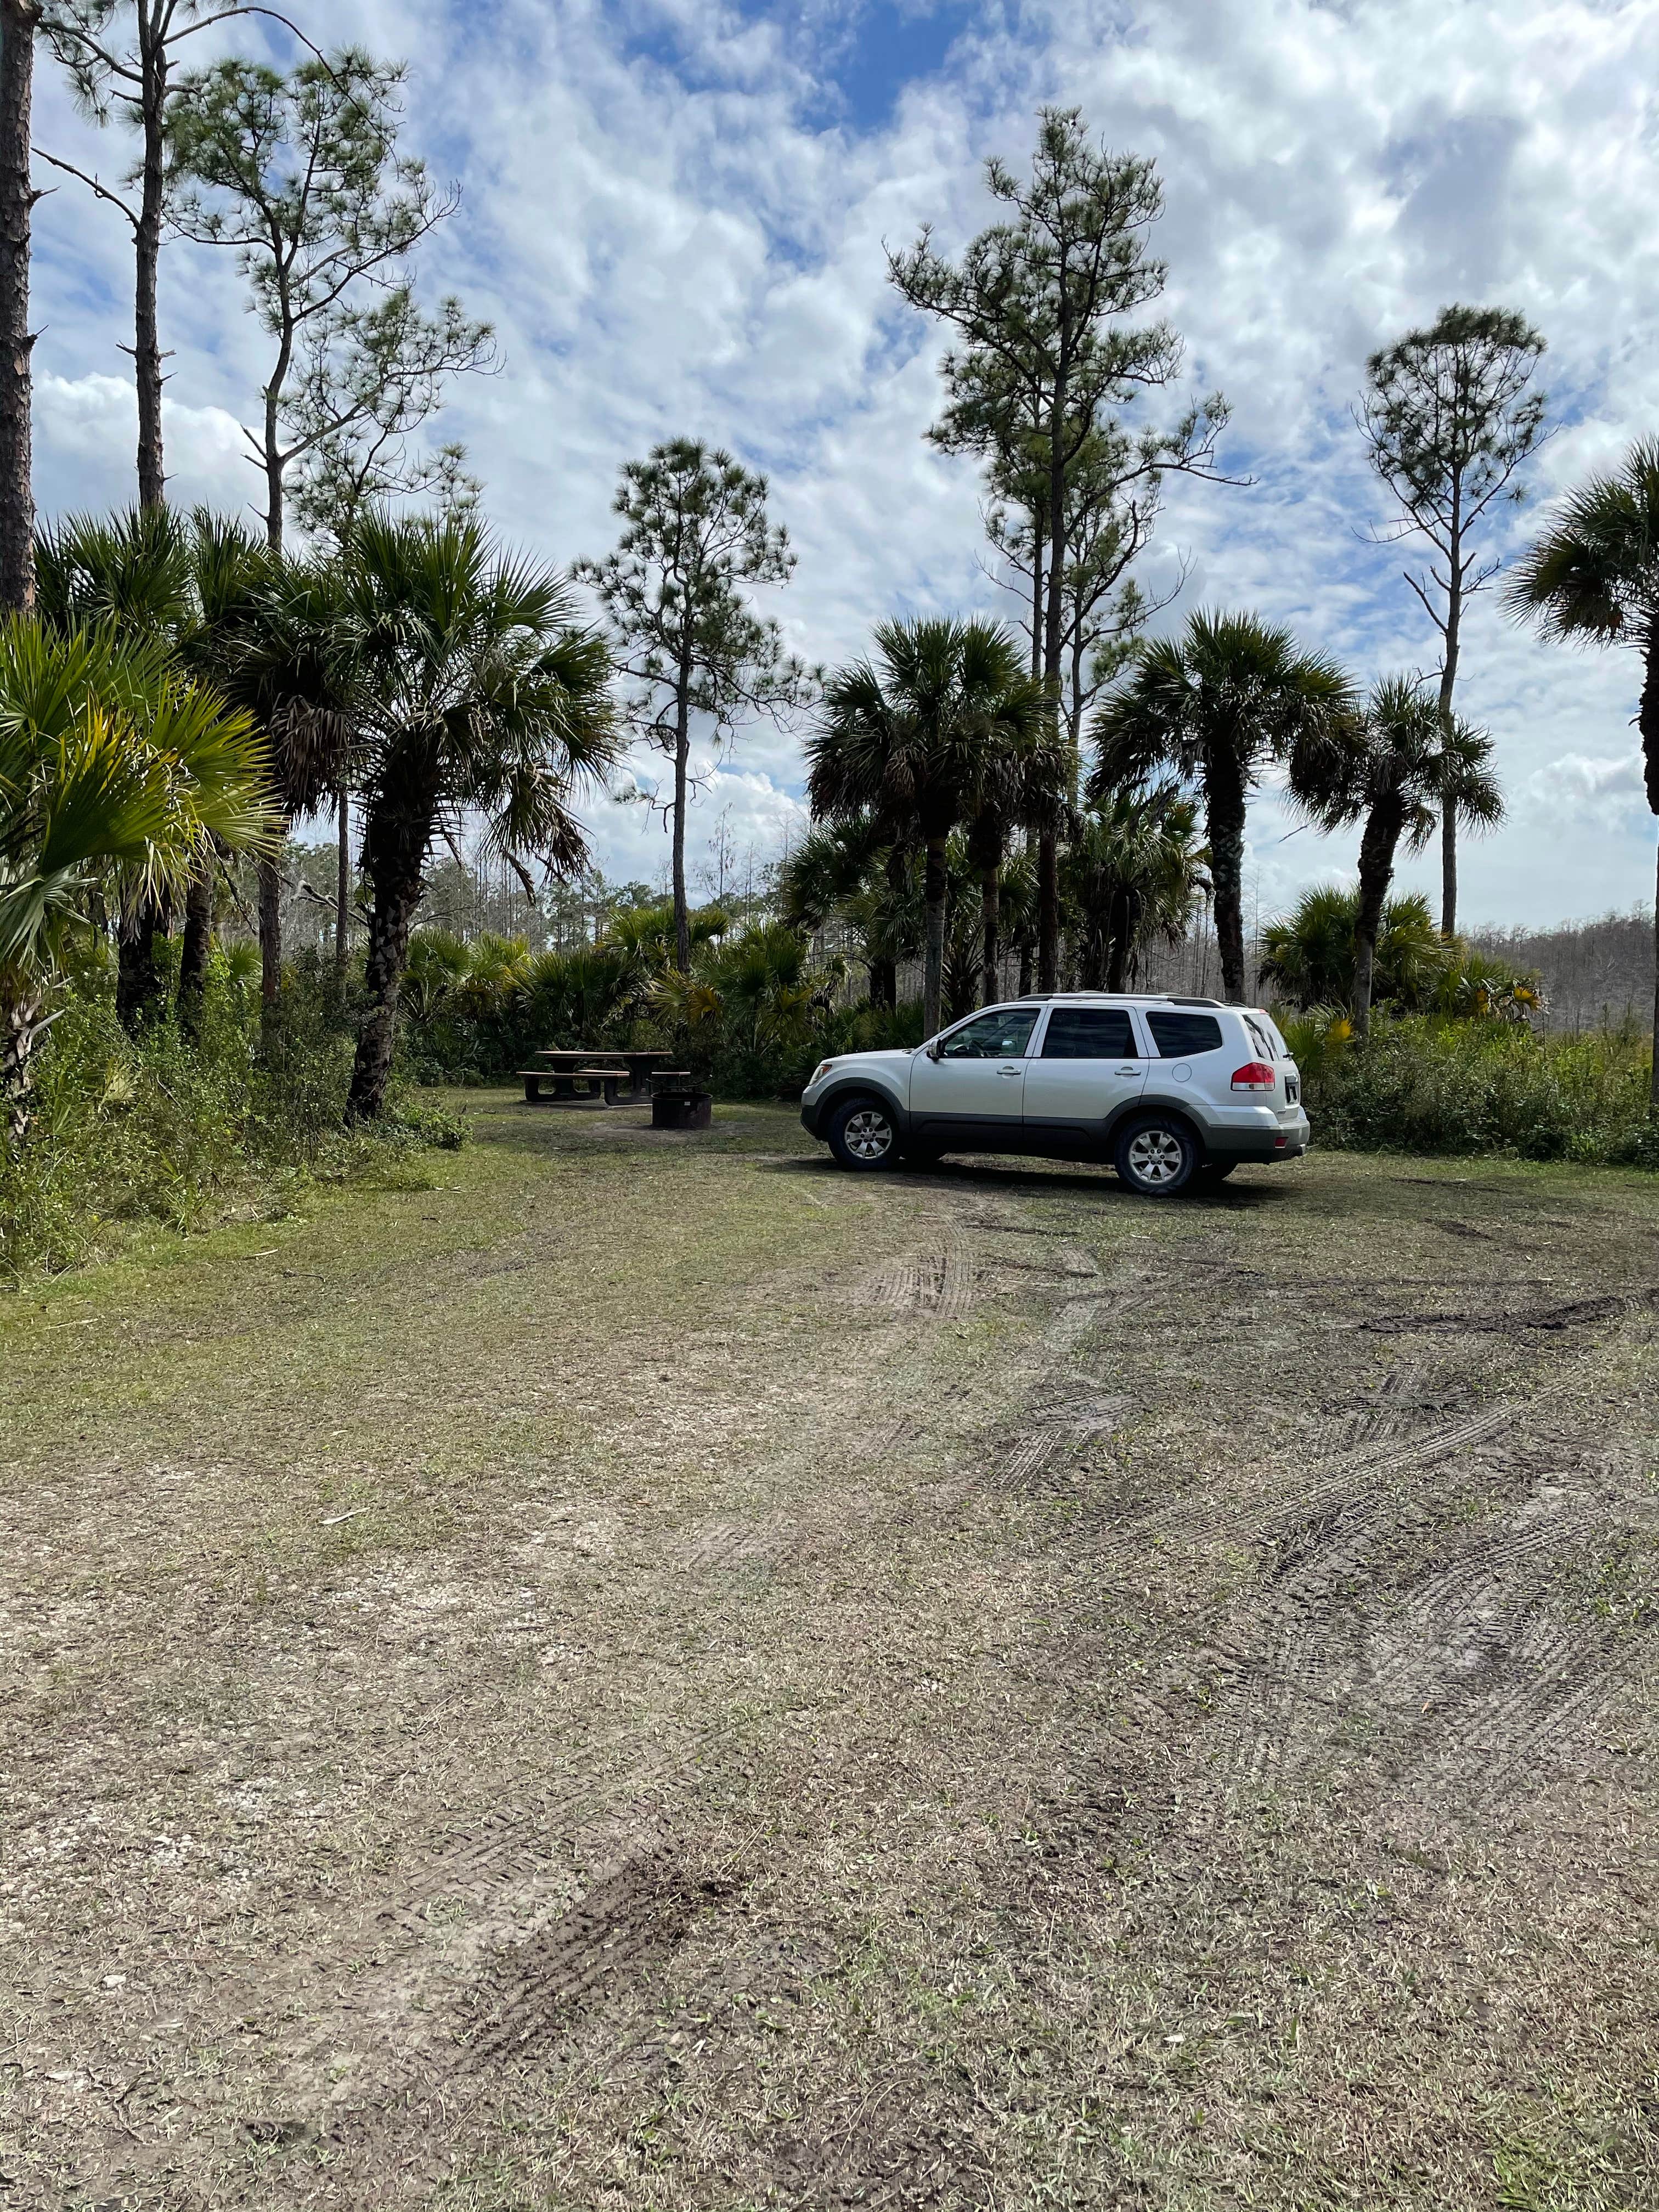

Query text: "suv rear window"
[1244, 1015, 1277, 1060]
[1146, 1011, 1223, 1058]
[1041, 1007, 1137, 1058]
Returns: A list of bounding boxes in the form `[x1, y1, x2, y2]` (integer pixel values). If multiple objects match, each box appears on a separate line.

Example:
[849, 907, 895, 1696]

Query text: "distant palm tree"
[1064, 780, 1207, 990]
[1293, 677, 1502, 1031]
[341, 514, 617, 1121]
[808, 618, 1046, 1036]
[0, 619, 274, 1138]
[966, 713, 1068, 1007]
[1506, 437, 1659, 1103]
[1091, 610, 1355, 1002]
[779, 814, 916, 1011]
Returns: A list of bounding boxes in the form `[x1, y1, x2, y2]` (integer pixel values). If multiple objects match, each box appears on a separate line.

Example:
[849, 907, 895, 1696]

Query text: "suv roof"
[1007, 992, 1234, 1009]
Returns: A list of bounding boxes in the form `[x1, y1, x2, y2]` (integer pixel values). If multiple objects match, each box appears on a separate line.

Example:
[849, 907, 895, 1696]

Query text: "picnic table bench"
[518, 1064, 630, 1106]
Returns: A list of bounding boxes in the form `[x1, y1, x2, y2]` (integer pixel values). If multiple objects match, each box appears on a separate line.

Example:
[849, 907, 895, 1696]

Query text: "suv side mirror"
[926, 1040, 944, 1062]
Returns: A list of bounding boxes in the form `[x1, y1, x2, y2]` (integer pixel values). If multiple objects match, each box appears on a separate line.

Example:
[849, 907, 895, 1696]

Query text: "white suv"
[800, 995, 1308, 1197]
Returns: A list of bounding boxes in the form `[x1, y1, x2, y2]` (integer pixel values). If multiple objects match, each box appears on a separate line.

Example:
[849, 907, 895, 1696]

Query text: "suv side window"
[1146, 1011, 1224, 1057]
[1041, 1007, 1137, 1058]
[938, 1007, 1040, 1059]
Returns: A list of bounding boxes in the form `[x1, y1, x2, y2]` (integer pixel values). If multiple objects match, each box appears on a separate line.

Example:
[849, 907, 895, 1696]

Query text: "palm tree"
[1064, 779, 1207, 990]
[1506, 438, 1659, 1103]
[340, 513, 617, 1121]
[779, 814, 911, 1009]
[1091, 610, 1356, 1002]
[808, 618, 1046, 1036]
[0, 618, 275, 1138]
[1259, 885, 1448, 1014]
[1293, 677, 1502, 1031]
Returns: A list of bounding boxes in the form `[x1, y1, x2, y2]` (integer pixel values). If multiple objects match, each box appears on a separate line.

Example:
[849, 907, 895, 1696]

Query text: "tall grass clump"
[1285, 1009, 1658, 1165]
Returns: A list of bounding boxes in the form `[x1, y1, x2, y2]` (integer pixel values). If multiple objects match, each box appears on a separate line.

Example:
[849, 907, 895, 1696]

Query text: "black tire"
[826, 1094, 901, 1171]
[1115, 1111, 1199, 1198]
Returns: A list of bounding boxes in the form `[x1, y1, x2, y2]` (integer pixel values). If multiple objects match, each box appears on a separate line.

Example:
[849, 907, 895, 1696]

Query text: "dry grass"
[3, 1094, 1657, 2210]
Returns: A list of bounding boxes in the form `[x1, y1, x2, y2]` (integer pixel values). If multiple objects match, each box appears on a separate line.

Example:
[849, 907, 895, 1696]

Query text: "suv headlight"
[809, 1060, 836, 1087]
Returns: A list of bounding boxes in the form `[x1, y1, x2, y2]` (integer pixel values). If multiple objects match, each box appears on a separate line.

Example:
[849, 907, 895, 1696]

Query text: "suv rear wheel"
[1115, 1112, 1198, 1198]
[826, 1096, 900, 1171]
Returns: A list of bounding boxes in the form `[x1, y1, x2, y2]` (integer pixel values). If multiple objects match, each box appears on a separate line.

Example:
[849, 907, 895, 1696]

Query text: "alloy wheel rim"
[845, 1109, 893, 1160]
[1128, 1129, 1184, 1184]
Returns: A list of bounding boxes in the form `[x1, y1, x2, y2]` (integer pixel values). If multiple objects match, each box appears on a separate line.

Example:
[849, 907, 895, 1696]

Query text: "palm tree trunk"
[116, 896, 169, 1031]
[257, 848, 283, 1049]
[334, 785, 351, 978]
[2, 975, 42, 1143]
[870, 955, 895, 1011]
[922, 832, 947, 1037]
[178, 873, 211, 1040]
[347, 771, 441, 1121]
[1352, 803, 1400, 1039]
[1105, 889, 1131, 992]
[979, 865, 1000, 1008]
[0, 0, 39, 613]
[1205, 755, 1249, 1003]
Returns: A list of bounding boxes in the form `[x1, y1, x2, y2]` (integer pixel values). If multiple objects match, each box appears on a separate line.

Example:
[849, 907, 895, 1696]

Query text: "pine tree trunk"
[0, 0, 39, 613]
[1438, 512, 1463, 938]
[1036, 824, 1059, 994]
[2, 976, 42, 1143]
[922, 833, 947, 1038]
[1641, 624, 1659, 1111]
[134, 23, 167, 509]
[178, 873, 211, 1040]
[347, 768, 441, 1121]
[1205, 754, 1249, 1003]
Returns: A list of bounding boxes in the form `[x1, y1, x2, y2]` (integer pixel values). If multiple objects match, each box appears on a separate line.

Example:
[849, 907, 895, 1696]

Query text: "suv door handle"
[998, 1064, 1022, 1076]
[1115, 1064, 1139, 1075]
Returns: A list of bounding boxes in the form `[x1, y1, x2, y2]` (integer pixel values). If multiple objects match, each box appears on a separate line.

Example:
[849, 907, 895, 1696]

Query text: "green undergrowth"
[1285, 1011, 1659, 1165]
[1, 964, 468, 1284]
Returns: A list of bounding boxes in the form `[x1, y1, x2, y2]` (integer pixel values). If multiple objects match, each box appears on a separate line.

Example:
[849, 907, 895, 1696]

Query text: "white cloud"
[25, 0, 1659, 922]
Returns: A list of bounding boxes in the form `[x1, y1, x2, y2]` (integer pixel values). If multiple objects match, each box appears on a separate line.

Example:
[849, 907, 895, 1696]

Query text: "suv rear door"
[1022, 1003, 1149, 1144]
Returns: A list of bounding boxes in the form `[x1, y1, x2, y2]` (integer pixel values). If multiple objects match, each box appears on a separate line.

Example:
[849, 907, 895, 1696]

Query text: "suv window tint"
[1244, 1015, 1276, 1060]
[1041, 1007, 1136, 1058]
[938, 1007, 1040, 1059]
[1146, 1010, 1223, 1058]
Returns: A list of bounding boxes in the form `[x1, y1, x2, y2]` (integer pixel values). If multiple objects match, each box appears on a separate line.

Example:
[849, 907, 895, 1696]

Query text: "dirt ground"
[3, 1095, 1657, 2211]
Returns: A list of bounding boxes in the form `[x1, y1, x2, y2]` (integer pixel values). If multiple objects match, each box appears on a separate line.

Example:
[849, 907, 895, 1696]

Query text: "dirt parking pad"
[2, 1099, 1656, 2208]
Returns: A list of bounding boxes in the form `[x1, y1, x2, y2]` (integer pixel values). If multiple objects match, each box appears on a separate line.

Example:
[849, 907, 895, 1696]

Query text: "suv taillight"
[1231, 1060, 1276, 1092]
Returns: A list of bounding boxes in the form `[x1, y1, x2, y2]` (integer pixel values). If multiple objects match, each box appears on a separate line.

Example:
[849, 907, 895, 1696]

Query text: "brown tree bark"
[347, 759, 442, 1121]
[0, 0, 40, 612]
[979, 865, 1000, 1009]
[178, 872, 212, 1039]
[1437, 493, 1464, 938]
[334, 784, 351, 978]
[115, 894, 169, 1029]
[257, 849, 282, 1048]
[922, 832, 947, 1038]
[1351, 800, 1402, 1039]
[1204, 749, 1249, 1004]
[1641, 625, 1659, 1110]
[133, 3, 167, 508]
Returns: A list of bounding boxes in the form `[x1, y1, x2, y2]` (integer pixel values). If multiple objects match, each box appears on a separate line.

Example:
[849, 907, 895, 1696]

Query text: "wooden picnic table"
[532, 1047, 673, 1102]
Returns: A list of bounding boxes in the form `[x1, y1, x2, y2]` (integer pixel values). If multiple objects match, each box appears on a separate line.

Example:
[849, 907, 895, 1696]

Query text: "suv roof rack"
[1166, 995, 1224, 1007]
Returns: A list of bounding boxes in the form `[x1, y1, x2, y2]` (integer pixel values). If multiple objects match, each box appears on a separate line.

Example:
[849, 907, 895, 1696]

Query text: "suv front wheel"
[1115, 1112, 1198, 1198]
[826, 1095, 901, 1171]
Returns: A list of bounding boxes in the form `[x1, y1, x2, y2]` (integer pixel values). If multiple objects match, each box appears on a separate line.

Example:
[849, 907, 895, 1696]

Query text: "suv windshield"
[937, 1008, 1039, 1059]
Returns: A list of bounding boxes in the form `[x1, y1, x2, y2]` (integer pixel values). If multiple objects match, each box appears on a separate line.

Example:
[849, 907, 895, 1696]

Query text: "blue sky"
[27, 0, 1659, 926]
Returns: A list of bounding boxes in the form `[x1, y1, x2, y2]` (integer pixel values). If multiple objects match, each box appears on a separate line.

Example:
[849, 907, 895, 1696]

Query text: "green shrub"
[1, 956, 465, 1283]
[1295, 1010, 1656, 1165]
